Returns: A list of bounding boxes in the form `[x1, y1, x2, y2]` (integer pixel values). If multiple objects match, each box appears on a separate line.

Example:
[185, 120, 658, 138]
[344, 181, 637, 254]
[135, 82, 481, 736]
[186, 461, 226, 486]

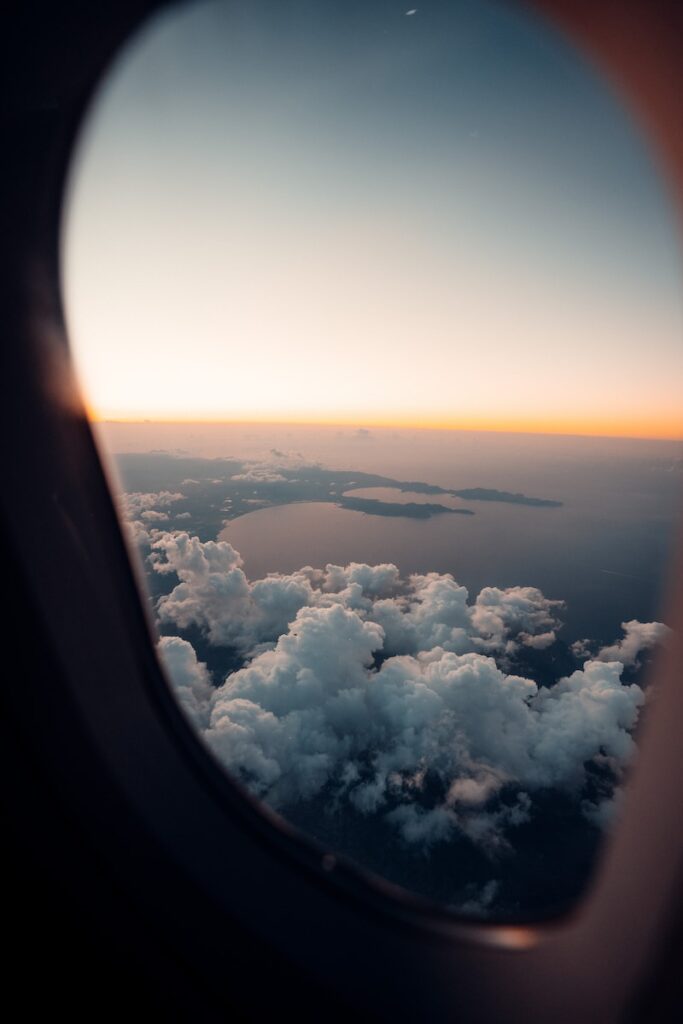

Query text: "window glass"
[62, 0, 682, 919]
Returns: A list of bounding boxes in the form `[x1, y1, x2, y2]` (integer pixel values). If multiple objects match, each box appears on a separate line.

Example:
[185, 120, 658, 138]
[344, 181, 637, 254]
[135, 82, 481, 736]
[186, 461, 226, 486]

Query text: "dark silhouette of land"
[115, 452, 561, 540]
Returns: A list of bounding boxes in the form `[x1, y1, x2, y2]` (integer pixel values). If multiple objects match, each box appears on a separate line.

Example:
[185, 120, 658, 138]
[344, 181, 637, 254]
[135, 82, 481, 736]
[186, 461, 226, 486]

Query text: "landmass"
[114, 452, 561, 541]
[339, 496, 474, 518]
[397, 481, 562, 507]
[450, 488, 563, 508]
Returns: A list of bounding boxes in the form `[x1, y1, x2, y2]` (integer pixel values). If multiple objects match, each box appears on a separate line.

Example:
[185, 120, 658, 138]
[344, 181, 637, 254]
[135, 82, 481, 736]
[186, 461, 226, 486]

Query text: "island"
[114, 452, 562, 542]
[339, 496, 474, 519]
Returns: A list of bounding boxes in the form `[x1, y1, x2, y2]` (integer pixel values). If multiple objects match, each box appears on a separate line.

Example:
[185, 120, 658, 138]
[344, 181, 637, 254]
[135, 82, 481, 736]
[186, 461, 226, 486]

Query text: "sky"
[62, 0, 683, 439]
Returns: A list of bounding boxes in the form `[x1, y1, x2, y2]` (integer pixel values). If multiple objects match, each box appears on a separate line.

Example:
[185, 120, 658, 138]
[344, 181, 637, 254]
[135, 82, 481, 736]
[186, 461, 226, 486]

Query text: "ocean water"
[202, 427, 682, 644]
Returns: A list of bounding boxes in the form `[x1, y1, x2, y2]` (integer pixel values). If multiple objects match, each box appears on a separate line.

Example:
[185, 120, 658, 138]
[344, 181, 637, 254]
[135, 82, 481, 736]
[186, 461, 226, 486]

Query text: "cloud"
[582, 789, 624, 829]
[120, 490, 185, 519]
[596, 619, 671, 669]
[151, 532, 665, 853]
[151, 531, 314, 652]
[456, 879, 501, 917]
[118, 491, 187, 546]
[570, 638, 594, 660]
[157, 635, 212, 728]
[230, 467, 287, 483]
[195, 605, 644, 849]
[230, 453, 317, 482]
[471, 585, 563, 654]
[150, 533, 562, 661]
[124, 518, 154, 546]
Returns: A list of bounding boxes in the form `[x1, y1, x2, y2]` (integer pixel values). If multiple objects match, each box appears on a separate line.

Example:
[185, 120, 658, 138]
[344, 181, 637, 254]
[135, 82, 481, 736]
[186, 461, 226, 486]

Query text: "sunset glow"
[63, 0, 682, 440]
[90, 411, 683, 442]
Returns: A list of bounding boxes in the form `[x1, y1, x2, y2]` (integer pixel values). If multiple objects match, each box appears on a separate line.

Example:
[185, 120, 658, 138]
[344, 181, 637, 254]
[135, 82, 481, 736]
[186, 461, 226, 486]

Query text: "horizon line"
[88, 412, 683, 443]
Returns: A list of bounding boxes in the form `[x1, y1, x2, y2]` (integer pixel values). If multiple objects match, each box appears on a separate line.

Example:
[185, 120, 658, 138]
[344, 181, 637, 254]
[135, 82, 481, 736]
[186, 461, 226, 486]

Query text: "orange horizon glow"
[87, 406, 683, 442]
[65, 1, 683, 452]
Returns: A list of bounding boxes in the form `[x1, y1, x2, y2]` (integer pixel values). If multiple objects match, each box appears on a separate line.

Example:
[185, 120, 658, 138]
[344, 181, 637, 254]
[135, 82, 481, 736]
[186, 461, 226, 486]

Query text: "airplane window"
[61, 0, 682, 921]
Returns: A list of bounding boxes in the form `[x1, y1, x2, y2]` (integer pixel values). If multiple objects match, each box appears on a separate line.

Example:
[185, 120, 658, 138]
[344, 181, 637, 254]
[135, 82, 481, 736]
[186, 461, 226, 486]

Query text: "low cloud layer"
[146, 531, 667, 854]
[120, 490, 185, 519]
[149, 531, 564, 662]
[230, 467, 288, 483]
[192, 607, 643, 849]
[120, 491, 187, 545]
[157, 635, 213, 727]
[572, 618, 671, 669]
[596, 618, 671, 667]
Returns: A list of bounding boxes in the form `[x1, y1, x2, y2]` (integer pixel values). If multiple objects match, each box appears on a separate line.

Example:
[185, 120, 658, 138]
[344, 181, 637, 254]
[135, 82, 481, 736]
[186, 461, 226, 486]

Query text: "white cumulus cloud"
[198, 609, 643, 847]
[119, 491, 187, 546]
[151, 531, 665, 853]
[230, 468, 287, 483]
[120, 490, 185, 519]
[150, 533, 563, 661]
[596, 618, 671, 669]
[157, 635, 212, 728]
